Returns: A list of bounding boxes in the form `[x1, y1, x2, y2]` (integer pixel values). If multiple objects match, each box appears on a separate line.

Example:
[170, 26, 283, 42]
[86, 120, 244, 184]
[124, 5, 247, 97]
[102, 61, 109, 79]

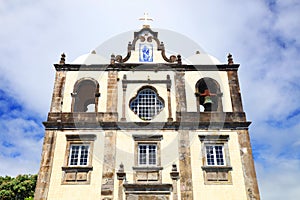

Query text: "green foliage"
[0, 174, 37, 200]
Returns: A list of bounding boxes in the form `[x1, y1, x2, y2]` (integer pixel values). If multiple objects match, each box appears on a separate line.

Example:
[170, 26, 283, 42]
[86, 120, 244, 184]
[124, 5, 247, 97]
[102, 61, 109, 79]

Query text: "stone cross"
[139, 12, 153, 28]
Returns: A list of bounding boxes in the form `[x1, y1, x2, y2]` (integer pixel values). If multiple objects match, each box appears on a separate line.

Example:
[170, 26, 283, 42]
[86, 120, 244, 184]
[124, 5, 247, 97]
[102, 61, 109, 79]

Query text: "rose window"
[129, 88, 164, 121]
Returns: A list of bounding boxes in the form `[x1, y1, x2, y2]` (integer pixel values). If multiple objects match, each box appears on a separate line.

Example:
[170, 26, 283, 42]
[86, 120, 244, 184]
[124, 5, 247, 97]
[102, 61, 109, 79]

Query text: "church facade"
[34, 23, 260, 200]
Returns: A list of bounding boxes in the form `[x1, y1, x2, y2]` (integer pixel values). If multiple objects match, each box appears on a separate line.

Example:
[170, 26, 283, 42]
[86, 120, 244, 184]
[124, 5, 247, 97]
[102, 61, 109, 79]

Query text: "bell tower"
[35, 22, 260, 200]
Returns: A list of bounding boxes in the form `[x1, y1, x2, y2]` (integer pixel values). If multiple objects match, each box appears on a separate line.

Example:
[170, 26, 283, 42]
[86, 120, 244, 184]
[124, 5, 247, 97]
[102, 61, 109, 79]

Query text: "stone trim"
[199, 135, 229, 142]
[202, 166, 233, 185]
[47, 112, 118, 122]
[132, 134, 163, 141]
[237, 130, 260, 199]
[227, 71, 244, 112]
[34, 131, 57, 200]
[123, 183, 173, 194]
[44, 121, 251, 130]
[100, 131, 117, 198]
[166, 75, 173, 121]
[132, 166, 163, 171]
[46, 112, 248, 124]
[175, 72, 187, 113]
[174, 71, 194, 198]
[106, 71, 118, 112]
[201, 166, 232, 171]
[61, 166, 93, 185]
[176, 111, 247, 122]
[50, 71, 66, 112]
[122, 79, 171, 85]
[178, 130, 194, 199]
[133, 28, 158, 46]
[65, 134, 97, 141]
[121, 74, 127, 121]
[54, 64, 240, 72]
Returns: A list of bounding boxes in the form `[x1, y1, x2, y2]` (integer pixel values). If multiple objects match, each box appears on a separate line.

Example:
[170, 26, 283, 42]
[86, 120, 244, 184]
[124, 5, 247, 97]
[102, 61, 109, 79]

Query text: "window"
[133, 135, 163, 183]
[129, 88, 164, 121]
[199, 135, 232, 184]
[69, 145, 90, 166]
[62, 134, 96, 184]
[205, 145, 225, 166]
[138, 144, 157, 166]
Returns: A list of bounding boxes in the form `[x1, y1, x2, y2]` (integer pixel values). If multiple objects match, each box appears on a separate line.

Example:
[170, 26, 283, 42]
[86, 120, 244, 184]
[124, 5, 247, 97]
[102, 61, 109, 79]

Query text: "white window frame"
[138, 144, 157, 166]
[68, 144, 90, 166]
[205, 144, 226, 166]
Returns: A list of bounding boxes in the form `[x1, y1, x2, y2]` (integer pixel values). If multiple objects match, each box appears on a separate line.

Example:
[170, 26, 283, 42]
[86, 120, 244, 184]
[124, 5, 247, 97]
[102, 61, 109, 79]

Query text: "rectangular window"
[138, 144, 157, 166]
[199, 135, 232, 184]
[69, 144, 89, 166]
[205, 145, 225, 166]
[63, 134, 96, 185]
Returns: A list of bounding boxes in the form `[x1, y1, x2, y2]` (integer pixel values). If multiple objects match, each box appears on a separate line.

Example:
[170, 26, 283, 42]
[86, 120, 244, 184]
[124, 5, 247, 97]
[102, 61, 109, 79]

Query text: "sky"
[0, 0, 300, 199]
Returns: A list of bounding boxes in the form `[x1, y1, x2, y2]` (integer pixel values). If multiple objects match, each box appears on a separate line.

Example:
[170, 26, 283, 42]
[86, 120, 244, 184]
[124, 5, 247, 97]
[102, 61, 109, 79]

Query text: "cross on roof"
[139, 12, 153, 28]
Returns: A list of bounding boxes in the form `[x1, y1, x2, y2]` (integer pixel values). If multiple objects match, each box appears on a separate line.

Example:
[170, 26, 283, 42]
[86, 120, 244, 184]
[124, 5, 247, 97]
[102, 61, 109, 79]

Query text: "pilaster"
[50, 71, 66, 112]
[100, 131, 117, 199]
[175, 71, 194, 199]
[237, 130, 260, 200]
[227, 70, 243, 112]
[34, 131, 57, 200]
[106, 71, 118, 113]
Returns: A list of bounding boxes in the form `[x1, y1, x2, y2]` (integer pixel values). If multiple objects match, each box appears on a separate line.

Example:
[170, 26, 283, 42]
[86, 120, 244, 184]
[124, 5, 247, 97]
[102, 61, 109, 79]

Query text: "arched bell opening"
[195, 78, 223, 112]
[71, 78, 100, 112]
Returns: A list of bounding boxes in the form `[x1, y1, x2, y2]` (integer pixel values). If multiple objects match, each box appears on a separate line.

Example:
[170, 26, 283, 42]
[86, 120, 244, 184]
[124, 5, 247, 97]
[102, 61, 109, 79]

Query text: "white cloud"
[0, 112, 44, 176]
[256, 158, 300, 200]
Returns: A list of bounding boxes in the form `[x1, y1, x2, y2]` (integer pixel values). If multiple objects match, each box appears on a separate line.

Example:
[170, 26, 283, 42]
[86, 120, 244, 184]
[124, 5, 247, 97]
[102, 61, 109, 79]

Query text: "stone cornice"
[123, 183, 172, 194]
[43, 121, 251, 130]
[44, 112, 251, 130]
[54, 63, 240, 71]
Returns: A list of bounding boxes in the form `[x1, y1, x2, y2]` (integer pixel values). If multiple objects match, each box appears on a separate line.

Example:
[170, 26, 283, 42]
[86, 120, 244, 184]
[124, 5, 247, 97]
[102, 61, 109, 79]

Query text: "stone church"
[34, 18, 260, 200]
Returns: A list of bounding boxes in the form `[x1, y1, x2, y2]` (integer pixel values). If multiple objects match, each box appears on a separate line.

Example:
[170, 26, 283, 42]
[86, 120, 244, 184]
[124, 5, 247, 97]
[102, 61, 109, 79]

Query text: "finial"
[116, 162, 126, 180]
[59, 53, 66, 65]
[110, 54, 115, 65]
[118, 163, 124, 172]
[172, 163, 177, 171]
[139, 12, 153, 28]
[177, 54, 182, 65]
[227, 53, 234, 65]
[127, 41, 132, 51]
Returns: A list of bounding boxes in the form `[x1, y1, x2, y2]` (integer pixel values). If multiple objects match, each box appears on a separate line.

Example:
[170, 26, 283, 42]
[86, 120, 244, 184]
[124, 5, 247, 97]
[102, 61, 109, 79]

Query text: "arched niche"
[71, 78, 100, 112]
[195, 78, 223, 112]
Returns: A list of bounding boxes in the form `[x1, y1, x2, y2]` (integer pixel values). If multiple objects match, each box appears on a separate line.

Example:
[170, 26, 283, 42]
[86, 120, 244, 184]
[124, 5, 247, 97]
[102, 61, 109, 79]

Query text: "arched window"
[129, 87, 164, 121]
[72, 79, 100, 112]
[196, 78, 223, 112]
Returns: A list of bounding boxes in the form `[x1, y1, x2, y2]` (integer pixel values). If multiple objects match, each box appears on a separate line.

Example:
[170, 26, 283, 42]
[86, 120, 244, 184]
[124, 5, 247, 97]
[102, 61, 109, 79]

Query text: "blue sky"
[1, 0, 300, 199]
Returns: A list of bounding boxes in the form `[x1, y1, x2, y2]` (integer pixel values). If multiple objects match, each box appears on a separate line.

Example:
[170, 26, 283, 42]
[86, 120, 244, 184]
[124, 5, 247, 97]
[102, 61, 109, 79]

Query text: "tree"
[0, 174, 37, 200]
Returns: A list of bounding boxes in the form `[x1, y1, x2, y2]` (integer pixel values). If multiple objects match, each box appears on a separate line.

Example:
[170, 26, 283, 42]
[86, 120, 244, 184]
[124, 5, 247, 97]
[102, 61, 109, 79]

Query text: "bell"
[203, 96, 213, 104]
